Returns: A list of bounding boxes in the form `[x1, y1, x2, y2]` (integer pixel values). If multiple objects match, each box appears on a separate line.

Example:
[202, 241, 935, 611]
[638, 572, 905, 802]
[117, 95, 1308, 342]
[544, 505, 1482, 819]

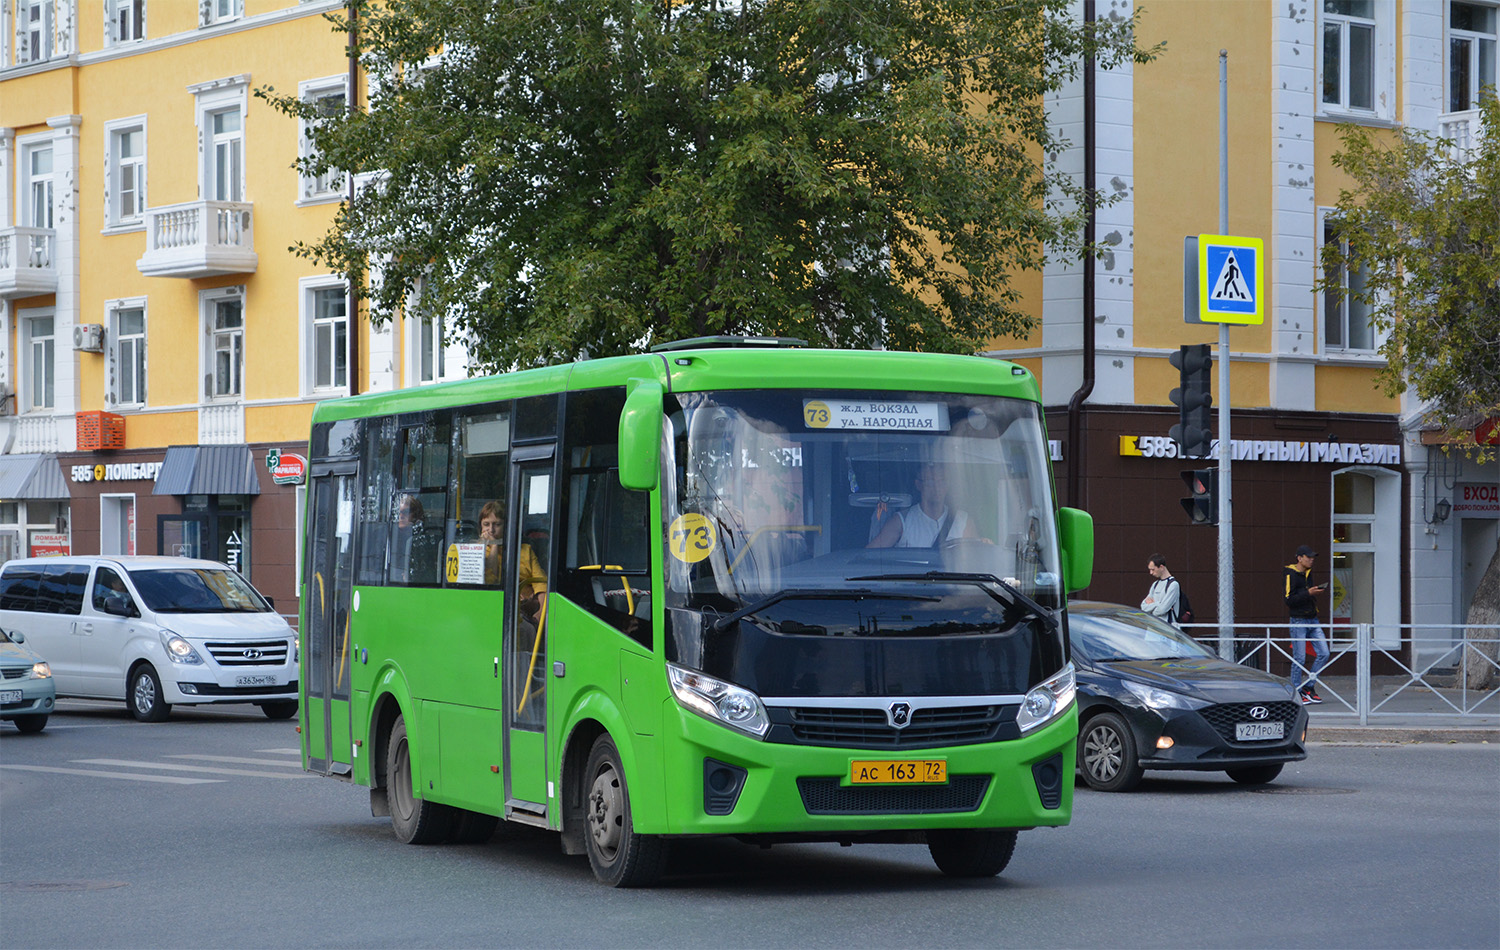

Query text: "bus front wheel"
[386, 714, 453, 845]
[928, 828, 1018, 877]
[582, 734, 666, 887]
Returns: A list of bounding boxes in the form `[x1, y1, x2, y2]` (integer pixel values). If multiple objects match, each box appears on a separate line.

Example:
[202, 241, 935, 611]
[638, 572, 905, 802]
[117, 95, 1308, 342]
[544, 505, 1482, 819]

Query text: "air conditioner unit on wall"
[74, 324, 106, 353]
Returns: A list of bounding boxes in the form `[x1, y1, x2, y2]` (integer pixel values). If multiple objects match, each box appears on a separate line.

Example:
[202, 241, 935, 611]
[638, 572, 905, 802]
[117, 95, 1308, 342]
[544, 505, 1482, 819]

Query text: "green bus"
[300, 338, 1093, 886]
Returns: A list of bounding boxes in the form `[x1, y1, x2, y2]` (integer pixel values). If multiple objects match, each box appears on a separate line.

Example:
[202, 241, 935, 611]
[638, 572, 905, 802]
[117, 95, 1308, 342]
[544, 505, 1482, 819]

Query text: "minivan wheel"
[260, 700, 298, 720]
[128, 664, 171, 722]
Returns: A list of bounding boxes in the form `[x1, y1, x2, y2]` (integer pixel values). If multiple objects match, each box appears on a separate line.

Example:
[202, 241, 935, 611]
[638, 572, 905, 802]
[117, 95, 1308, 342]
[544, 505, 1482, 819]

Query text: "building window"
[108, 0, 144, 44]
[202, 0, 241, 25]
[1321, 0, 1378, 113]
[1450, 2, 1498, 112]
[25, 315, 55, 411]
[204, 288, 244, 399]
[19, 0, 54, 63]
[298, 77, 347, 202]
[308, 283, 348, 394]
[106, 119, 147, 227]
[23, 143, 54, 230]
[1321, 214, 1376, 352]
[109, 302, 147, 407]
[208, 108, 243, 202]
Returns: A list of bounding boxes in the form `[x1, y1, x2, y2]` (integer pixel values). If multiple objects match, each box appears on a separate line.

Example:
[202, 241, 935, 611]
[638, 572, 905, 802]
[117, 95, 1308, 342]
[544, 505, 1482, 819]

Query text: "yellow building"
[988, 0, 1495, 647]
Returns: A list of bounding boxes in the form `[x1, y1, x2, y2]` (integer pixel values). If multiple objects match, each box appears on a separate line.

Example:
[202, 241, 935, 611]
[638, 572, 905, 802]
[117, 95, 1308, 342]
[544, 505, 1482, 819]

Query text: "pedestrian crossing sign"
[1197, 234, 1264, 325]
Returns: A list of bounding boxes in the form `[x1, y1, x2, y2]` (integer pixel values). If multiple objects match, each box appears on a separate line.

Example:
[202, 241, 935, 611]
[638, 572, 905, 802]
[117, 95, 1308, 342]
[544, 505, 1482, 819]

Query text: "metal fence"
[1180, 622, 1500, 724]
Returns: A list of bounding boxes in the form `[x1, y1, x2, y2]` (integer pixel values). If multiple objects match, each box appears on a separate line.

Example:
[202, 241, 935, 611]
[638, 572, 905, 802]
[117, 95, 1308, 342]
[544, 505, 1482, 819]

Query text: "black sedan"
[1068, 602, 1308, 792]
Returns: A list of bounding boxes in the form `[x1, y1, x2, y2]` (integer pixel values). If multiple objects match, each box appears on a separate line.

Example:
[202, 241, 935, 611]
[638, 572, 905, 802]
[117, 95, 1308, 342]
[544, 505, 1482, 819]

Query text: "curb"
[1308, 726, 1498, 744]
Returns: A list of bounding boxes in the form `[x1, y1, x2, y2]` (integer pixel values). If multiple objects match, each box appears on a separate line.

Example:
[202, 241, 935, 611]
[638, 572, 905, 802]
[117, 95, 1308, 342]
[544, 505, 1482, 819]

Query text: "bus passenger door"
[304, 464, 357, 776]
[505, 454, 554, 812]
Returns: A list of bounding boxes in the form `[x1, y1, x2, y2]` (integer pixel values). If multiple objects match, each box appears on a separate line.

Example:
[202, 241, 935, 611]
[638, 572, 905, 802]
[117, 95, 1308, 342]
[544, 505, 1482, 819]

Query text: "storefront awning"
[152, 445, 262, 496]
[0, 453, 69, 501]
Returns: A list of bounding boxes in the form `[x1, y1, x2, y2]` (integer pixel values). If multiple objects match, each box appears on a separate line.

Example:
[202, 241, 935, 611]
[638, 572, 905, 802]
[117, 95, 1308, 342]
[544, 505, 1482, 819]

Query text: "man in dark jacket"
[1285, 544, 1329, 704]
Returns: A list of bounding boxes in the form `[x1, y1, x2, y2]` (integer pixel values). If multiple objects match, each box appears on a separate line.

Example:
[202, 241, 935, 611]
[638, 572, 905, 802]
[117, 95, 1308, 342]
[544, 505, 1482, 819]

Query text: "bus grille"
[780, 704, 1006, 749]
[204, 640, 291, 667]
[796, 775, 991, 815]
[1200, 701, 1301, 744]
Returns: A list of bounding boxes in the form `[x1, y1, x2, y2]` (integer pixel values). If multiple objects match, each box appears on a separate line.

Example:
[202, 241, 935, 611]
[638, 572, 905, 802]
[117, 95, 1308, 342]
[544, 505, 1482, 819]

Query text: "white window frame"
[19, 307, 56, 413]
[404, 287, 468, 387]
[1317, 208, 1379, 355]
[299, 275, 350, 397]
[1448, 1, 1499, 113]
[1318, 0, 1395, 119]
[103, 116, 147, 231]
[17, 0, 54, 64]
[189, 76, 250, 204]
[106, 296, 148, 408]
[18, 133, 55, 230]
[201, 286, 245, 401]
[106, 0, 145, 46]
[297, 75, 348, 205]
[200, 0, 242, 27]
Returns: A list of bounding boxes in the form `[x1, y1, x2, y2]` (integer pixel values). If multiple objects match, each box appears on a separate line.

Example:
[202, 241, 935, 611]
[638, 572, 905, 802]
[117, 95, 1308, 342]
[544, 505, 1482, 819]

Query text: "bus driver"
[868, 462, 980, 548]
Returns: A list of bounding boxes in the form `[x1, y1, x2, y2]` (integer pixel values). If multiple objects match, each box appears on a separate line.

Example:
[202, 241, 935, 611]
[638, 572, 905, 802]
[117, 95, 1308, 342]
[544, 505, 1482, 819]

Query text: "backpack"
[1172, 578, 1194, 625]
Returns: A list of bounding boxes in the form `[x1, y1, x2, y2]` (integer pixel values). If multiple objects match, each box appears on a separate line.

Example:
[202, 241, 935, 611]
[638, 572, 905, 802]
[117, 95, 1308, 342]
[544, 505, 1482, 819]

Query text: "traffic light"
[1169, 344, 1214, 458]
[1180, 468, 1219, 525]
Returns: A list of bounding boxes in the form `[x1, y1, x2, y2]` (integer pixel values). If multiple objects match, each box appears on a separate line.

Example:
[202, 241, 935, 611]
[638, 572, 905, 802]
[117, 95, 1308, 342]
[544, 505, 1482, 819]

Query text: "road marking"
[257, 748, 302, 755]
[1, 764, 219, 785]
[73, 759, 312, 780]
[167, 754, 304, 768]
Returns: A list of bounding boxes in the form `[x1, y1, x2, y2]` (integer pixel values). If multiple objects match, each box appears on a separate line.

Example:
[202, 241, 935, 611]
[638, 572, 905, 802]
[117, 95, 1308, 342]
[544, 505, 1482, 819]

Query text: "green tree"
[263, 0, 1154, 370]
[1324, 96, 1500, 689]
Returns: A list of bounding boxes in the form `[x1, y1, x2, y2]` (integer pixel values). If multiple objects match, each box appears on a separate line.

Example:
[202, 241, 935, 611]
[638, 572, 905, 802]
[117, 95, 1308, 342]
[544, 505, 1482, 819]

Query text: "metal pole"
[1217, 50, 1235, 659]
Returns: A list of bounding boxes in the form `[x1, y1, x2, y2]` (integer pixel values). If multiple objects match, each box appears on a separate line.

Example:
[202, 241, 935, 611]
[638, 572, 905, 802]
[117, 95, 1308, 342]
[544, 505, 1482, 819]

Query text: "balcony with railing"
[0, 227, 58, 299]
[199, 402, 245, 444]
[1438, 109, 1484, 163]
[136, 200, 258, 279]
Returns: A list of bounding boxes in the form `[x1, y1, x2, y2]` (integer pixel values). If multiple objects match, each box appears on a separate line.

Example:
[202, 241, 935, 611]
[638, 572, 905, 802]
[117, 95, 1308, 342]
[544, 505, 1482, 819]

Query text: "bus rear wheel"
[927, 828, 1018, 878]
[583, 734, 666, 887]
[386, 714, 453, 844]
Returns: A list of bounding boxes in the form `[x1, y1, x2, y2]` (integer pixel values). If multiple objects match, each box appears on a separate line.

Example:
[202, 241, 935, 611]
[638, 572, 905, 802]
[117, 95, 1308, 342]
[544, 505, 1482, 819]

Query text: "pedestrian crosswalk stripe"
[168, 754, 303, 768]
[1, 764, 219, 785]
[74, 758, 312, 780]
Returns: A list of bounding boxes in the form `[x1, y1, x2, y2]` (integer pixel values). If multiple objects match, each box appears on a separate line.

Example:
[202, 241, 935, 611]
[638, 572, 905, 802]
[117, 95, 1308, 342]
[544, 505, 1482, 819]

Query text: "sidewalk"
[1300, 675, 1499, 744]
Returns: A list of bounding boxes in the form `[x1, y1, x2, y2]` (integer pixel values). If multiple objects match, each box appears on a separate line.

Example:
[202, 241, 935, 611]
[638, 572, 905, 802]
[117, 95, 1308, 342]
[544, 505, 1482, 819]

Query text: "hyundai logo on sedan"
[1248, 705, 1270, 720]
[887, 702, 912, 729]
[242, 648, 264, 660]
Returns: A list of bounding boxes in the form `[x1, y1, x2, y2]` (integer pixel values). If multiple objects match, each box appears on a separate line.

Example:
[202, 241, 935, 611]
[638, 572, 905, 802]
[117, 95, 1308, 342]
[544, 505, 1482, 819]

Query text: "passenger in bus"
[479, 501, 505, 585]
[867, 462, 979, 548]
[394, 494, 440, 584]
[478, 500, 547, 610]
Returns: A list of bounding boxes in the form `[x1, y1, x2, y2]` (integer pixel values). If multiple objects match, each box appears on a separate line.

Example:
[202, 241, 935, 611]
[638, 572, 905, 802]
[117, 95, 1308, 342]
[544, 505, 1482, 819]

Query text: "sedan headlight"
[1123, 679, 1205, 712]
[1017, 663, 1076, 733]
[667, 663, 770, 738]
[30, 661, 50, 679]
[160, 631, 204, 665]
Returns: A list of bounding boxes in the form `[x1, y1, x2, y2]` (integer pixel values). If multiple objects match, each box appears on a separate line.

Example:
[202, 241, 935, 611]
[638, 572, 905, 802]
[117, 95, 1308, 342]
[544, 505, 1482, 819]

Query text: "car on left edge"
[0, 628, 55, 733]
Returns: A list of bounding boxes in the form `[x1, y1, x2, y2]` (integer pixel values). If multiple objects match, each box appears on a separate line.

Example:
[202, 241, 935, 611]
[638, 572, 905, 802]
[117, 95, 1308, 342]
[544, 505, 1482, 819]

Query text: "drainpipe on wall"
[1065, 0, 1097, 508]
[346, 0, 362, 396]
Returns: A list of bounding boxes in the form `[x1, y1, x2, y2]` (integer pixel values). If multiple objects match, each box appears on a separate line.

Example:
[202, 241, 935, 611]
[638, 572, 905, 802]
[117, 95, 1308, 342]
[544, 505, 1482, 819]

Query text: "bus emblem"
[887, 702, 912, 729]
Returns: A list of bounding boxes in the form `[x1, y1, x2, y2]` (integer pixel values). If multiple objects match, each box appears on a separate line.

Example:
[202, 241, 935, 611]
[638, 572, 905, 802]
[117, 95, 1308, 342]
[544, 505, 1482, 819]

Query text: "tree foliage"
[262, 0, 1154, 370]
[1324, 96, 1500, 442]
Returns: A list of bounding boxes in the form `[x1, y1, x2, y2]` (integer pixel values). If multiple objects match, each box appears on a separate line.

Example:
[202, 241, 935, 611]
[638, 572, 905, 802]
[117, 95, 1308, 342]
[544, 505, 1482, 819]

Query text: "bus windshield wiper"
[847, 572, 1059, 636]
[711, 588, 938, 632]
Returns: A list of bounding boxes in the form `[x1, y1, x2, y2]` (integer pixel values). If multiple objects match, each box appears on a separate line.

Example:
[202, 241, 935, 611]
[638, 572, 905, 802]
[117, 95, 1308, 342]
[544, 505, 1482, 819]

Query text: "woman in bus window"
[480, 500, 546, 607]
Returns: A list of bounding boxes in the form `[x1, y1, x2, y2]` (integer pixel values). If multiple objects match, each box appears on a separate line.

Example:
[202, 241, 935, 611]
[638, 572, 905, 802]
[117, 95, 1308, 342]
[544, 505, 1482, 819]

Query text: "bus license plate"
[1235, 722, 1284, 741]
[0, 689, 21, 703]
[850, 759, 947, 785]
[236, 675, 278, 688]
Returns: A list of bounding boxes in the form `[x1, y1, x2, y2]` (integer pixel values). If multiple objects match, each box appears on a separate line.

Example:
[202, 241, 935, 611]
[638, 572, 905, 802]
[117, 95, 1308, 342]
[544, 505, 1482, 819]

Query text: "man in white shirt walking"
[1141, 554, 1181, 627]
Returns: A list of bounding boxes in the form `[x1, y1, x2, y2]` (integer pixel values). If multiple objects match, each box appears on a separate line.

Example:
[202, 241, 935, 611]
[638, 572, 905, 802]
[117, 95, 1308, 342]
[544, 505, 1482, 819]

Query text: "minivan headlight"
[1017, 663, 1076, 733]
[667, 663, 770, 738]
[30, 661, 50, 679]
[161, 631, 204, 665]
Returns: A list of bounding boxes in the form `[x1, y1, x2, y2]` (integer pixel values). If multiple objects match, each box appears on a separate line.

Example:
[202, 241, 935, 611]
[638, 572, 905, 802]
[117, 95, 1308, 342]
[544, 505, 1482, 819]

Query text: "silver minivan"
[0, 556, 298, 722]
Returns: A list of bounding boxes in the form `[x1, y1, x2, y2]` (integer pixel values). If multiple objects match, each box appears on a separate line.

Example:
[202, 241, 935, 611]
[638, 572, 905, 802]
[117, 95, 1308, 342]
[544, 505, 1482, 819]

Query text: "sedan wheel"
[1078, 711, 1144, 792]
[1226, 763, 1284, 785]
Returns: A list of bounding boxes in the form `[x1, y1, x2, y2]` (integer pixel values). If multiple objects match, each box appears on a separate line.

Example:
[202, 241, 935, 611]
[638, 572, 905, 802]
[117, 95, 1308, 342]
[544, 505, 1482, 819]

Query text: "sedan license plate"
[235, 675, 278, 688]
[850, 759, 947, 785]
[1235, 722, 1285, 741]
[0, 689, 21, 703]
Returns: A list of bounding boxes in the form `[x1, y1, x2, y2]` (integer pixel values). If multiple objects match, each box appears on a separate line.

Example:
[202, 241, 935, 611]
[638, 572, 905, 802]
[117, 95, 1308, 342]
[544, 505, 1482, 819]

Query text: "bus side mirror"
[618, 378, 664, 491]
[1056, 507, 1094, 593]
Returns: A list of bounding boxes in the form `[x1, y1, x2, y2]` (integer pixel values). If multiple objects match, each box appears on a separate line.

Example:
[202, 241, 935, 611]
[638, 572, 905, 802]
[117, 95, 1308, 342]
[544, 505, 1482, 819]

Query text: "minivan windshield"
[128, 569, 271, 614]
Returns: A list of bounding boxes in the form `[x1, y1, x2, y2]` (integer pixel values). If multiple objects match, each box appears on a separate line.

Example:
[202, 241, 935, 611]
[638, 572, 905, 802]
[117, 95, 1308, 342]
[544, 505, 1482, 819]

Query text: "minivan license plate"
[236, 675, 277, 687]
[0, 689, 21, 703]
[1235, 722, 1284, 741]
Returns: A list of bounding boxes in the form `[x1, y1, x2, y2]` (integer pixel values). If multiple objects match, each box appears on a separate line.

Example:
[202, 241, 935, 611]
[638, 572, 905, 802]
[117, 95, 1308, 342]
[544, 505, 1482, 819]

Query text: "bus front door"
[504, 456, 554, 814]
[304, 465, 356, 777]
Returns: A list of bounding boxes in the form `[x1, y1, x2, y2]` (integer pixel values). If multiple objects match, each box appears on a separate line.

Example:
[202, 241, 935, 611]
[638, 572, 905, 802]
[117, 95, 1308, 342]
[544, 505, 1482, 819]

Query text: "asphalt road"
[2, 700, 1496, 949]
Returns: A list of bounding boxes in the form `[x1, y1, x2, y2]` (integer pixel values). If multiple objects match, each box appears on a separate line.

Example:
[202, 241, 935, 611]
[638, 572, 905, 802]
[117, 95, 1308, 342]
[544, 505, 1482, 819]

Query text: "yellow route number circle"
[804, 400, 832, 429]
[669, 513, 718, 564]
[445, 544, 461, 583]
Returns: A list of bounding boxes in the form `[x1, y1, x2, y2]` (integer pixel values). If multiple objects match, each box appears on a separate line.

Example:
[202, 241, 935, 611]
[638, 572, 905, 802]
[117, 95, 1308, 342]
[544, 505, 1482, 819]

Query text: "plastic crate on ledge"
[77, 411, 126, 451]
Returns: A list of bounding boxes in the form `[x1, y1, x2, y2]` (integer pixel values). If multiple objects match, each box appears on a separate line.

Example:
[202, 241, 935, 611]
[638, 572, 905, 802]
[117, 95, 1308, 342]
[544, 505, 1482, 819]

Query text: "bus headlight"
[161, 631, 204, 665]
[1017, 663, 1076, 733]
[667, 663, 770, 738]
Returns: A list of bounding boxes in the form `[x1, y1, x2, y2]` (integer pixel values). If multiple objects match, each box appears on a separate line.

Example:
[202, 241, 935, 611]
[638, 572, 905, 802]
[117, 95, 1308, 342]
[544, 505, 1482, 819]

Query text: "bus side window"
[558, 388, 652, 648]
[388, 414, 452, 586]
[358, 416, 396, 585]
[454, 408, 511, 587]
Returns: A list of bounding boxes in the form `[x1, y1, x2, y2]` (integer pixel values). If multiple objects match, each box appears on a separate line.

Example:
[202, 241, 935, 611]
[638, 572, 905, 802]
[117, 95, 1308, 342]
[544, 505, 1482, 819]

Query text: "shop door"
[505, 454, 554, 811]
[303, 465, 357, 776]
[158, 515, 207, 558]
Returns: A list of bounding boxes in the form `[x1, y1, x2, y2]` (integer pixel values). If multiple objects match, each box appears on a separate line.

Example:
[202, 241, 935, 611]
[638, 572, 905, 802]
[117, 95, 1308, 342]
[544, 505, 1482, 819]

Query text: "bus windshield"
[663, 389, 1064, 628]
